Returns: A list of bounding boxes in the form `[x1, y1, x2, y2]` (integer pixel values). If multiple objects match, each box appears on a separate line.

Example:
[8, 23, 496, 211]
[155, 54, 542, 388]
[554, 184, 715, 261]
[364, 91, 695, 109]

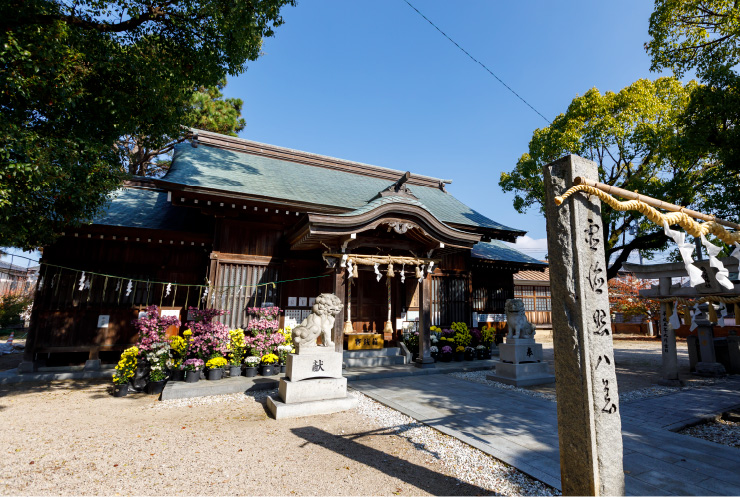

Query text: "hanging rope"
[383, 271, 394, 336]
[343, 275, 353, 335]
[555, 184, 740, 245]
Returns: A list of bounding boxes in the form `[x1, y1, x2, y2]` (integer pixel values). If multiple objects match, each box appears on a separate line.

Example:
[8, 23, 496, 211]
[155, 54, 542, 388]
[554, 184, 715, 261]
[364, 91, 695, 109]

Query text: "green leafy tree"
[121, 80, 247, 177]
[646, 0, 740, 206]
[646, 0, 740, 77]
[0, 0, 294, 250]
[499, 77, 716, 279]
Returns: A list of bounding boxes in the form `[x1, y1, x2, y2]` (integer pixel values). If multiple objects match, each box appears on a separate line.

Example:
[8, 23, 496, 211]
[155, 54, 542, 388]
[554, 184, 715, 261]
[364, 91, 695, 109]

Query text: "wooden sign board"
[346, 333, 383, 350]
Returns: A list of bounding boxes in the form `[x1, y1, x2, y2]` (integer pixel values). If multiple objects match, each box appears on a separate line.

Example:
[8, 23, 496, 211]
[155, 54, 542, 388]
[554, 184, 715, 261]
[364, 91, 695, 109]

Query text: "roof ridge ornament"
[378, 171, 417, 199]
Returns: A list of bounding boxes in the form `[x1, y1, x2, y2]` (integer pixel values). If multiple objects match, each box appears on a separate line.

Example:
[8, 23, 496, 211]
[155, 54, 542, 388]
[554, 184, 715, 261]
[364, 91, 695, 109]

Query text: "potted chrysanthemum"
[169, 335, 188, 381]
[429, 345, 439, 362]
[276, 344, 292, 373]
[455, 345, 465, 362]
[228, 328, 246, 377]
[112, 346, 138, 397]
[205, 356, 228, 380]
[440, 345, 453, 362]
[183, 358, 204, 383]
[260, 353, 279, 376]
[245, 356, 260, 377]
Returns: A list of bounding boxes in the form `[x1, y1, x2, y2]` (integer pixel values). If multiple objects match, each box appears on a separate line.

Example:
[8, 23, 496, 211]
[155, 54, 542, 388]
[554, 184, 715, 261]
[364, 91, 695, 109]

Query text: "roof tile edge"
[190, 128, 452, 189]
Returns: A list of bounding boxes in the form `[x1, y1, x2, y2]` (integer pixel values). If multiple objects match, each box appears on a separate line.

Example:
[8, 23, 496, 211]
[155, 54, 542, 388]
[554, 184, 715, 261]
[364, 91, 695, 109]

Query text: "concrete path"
[351, 375, 740, 496]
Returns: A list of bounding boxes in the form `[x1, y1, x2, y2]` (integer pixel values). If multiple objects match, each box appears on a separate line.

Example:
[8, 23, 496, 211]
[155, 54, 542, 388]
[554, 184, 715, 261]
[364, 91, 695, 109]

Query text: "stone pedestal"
[694, 315, 725, 377]
[486, 338, 555, 387]
[267, 348, 356, 420]
[727, 332, 740, 374]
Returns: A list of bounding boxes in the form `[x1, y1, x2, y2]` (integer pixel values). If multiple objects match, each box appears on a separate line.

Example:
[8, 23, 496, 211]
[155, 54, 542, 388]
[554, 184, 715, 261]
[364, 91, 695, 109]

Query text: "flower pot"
[476, 349, 487, 360]
[464, 350, 476, 361]
[206, 368, 223, 381]
[170, 369, 185, 382]
[440, 353, 452, 362]
[279, 364, 286, 374]
[245, 366, 258, 377]
[147, 380, 166, 395]
[113, 384, 128, 397]
[229, 365, 242, 377]
[261, 364, 276, 376]
[185, 370, 200, 383]
[454, 352, 464, 362]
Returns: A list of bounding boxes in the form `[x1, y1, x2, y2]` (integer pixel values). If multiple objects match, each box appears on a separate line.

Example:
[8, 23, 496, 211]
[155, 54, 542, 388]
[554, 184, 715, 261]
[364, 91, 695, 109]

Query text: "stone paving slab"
[351, 375, 740, 495]
[161, 374, 281, 400]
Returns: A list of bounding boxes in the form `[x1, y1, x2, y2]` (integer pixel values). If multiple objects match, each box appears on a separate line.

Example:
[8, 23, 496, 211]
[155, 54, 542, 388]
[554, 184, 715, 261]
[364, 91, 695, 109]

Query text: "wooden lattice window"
[214, 262, 279, 329]
[432, 276, 469, 326]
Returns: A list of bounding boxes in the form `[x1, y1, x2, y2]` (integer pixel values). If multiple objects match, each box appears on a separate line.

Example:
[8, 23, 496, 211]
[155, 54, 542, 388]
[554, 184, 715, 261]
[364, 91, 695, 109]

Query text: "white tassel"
[83, 277, 90, 290]
[669, 301, 681, 330]
[346, 260, 354, 279]
[125, 280, 133, 297]
[719, 302, 728, 327]
[78, 272, 86, 291]
[115, 280, 120, 291]
[701, 234, 734, 290]
[428, 261, 435, 273]
[731, 242, 740, 261]
[689, 303, 700, 331]
[400, 263, 405, 283]
[663, 221, 705, 287]
[374, 262, 381, 282]
[202, 287, 209, 302]
[165, 283, 172, 297]
[340, 254, 347, 268]
[418, 264, 425, 283]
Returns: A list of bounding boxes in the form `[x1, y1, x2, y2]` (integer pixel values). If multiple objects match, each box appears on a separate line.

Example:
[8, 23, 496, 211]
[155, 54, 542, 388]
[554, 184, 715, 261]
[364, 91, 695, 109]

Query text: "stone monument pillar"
[267, 293, 357, 419]
[658, 279, 681, 386]
[694, 306, 726, 377]
[544, 155, 625, 496]
[486, 299, 554, 386]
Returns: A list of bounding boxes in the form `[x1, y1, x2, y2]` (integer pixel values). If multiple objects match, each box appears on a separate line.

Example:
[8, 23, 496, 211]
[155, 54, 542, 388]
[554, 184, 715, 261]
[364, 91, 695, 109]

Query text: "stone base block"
[267, 395, 357, 420]
[499, 341, 542, 364]
[695, 361, 726, 377]
[84, 359, 101, 371]
[487, 360, 555, 387]
[287, 352, 343, 382]
[485, 372, 556, 387]
[279, 377, 347, 404]
[657, 378, 684, 387]
[17, 361, 35, 373]
[414, 356, 435, 369]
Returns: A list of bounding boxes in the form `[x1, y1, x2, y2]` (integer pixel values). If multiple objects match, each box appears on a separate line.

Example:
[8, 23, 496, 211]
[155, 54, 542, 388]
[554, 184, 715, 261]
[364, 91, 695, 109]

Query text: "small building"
[23, 130, 545, 367]
[0, 260, 38, 296]
[513, 266, 552, 330]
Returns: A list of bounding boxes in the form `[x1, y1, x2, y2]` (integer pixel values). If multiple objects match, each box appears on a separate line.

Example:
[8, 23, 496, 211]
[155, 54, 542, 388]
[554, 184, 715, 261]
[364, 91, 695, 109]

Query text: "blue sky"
[219, 0, 665, 259]
[2, 0, 665, 265]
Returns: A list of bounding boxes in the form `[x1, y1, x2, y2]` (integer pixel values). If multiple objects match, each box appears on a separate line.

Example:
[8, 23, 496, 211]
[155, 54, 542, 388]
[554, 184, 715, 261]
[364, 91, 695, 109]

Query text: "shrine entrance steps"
[343, 347, 407, 368]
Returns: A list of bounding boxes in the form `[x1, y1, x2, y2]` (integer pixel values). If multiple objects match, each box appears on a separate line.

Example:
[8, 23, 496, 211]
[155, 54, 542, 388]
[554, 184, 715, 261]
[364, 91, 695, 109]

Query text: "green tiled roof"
[337, 195, 428, 216]
[94, 187, 203, 232]
[163, 143, 520, 233]
[471, 240, 547, 266]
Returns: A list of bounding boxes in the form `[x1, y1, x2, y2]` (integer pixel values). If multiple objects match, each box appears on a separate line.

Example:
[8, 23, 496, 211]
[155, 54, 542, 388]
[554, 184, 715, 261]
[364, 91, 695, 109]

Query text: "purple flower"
[441, 345, 453, 354]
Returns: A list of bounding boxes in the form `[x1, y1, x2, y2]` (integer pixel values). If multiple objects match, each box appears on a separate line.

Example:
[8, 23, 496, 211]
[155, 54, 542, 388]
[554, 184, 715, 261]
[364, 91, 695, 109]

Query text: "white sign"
[287, 297, 297, 307]
[284, 317, 298, 330]
[478, 313, 506, 323]
[308, 297, 316, 307]
[161, 309, 181, 319]
[97, 315, 110, 328]
[137, 311, 148, 319]
[299, 297, 308, 307]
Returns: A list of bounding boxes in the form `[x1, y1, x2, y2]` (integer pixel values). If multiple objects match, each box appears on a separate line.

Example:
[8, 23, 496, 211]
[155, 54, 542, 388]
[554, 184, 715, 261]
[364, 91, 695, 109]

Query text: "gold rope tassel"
[683, 305, 692, 327]
[386, 262, 394, 278]
[708, 303, 718, 323]
[415, 265, 421, 279]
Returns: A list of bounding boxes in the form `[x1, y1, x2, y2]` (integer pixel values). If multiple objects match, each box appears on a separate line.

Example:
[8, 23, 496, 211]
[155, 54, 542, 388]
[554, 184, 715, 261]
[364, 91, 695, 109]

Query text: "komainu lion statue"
[505, 299, 536, 340]
[292, 293, 343, 352]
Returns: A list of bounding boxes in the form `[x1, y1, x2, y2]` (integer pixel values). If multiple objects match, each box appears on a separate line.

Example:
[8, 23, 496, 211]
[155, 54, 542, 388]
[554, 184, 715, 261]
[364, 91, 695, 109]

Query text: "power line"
[401, 0, 551, 124]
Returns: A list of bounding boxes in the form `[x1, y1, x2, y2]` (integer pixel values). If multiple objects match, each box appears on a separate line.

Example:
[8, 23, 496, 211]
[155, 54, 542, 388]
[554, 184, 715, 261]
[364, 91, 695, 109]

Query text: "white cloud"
[506, 235, 548, 258]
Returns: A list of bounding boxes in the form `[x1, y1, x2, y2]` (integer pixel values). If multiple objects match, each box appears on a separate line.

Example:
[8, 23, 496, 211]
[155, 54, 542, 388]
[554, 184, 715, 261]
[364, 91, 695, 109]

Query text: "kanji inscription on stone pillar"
[544, 155, 625, 496]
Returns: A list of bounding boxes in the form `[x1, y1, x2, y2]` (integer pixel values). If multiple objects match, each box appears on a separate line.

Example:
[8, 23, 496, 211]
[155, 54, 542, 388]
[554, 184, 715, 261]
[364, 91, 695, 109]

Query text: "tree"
[499, 77, 718, 279]
[120, 81, 247, 177]
[0, 0, 294, 250]
[646, 0, 740, 206]
[608, 273, 660, 322]
[646, 0, 740, 77]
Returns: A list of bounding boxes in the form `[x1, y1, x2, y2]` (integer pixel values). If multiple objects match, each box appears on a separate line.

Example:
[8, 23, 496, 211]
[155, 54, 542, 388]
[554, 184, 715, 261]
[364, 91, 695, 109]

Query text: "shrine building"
[23, 130, 545, 367]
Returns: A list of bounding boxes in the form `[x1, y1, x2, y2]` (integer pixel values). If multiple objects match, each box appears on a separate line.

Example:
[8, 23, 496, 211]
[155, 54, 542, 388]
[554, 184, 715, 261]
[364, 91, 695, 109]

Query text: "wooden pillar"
[415, 272, 434, 368]
[544, 155, 624, 496]
[332, 266, 346, 353]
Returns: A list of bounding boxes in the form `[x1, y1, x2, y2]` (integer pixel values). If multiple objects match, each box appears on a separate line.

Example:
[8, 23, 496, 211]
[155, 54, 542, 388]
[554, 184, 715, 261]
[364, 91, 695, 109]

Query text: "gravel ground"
[0, 379, 557, 496]
[679, 411, 740, 449]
